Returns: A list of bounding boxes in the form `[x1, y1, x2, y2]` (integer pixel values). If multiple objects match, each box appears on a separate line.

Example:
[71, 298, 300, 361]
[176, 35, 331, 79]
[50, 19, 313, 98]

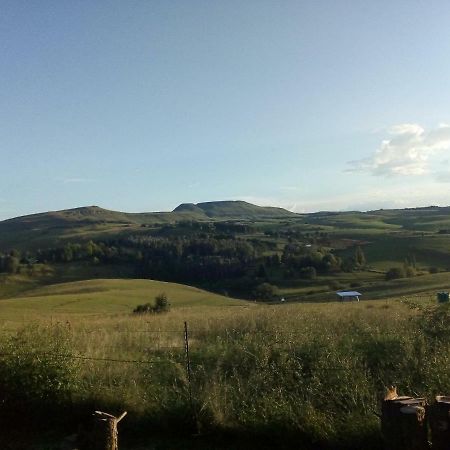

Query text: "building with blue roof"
[336, 291, 361, 302]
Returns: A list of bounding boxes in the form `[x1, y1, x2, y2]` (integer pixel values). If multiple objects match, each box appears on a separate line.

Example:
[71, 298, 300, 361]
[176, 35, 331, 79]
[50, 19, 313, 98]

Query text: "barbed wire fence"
[0, 319, 405, 433]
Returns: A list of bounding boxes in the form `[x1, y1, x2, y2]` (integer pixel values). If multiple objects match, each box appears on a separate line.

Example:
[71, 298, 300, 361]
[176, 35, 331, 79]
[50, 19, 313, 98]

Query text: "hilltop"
[0, 278, 244, 321]
[173, 200, 297, 219]
[0, 201, 297, 250]
[1, 201, 450, 303]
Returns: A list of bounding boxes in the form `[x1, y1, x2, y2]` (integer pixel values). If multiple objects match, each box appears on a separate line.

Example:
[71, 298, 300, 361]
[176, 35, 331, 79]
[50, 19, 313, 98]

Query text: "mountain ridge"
[0, 201, 299, 250]
[2, 200, 298, 225]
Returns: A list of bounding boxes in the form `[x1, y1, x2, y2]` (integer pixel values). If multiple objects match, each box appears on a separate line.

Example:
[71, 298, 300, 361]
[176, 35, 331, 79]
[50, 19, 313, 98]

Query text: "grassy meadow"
[0, 278, 243, 323]
[1, 278, 450, 449]
[1, 204, 450, 448]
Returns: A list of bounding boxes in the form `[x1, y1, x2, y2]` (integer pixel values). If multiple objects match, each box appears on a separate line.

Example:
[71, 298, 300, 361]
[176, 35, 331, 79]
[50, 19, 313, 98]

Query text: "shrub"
[252, 283, 279, 301]
[299, 266, 317, 279]
[0, 325, 79, 423]
[154, 293, 170, 312]
[385, 267, 406, 280]
[133, 293, 170, 314]
[328, 280, 343, 290]
[133, 302, 154, 314]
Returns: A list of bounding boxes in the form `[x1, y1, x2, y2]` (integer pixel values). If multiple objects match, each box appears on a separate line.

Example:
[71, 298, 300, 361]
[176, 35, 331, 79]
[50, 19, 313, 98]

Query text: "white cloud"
[435, 172, 450, 183]
[348, 123, 450, 176]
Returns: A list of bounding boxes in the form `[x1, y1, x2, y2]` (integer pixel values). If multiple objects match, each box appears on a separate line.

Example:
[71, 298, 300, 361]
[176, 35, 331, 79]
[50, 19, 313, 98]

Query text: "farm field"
[1, 204, 450, 448]
[5, 2, 450, 448]
[0, 278, 449, 449]
[0, 278, 244, 323]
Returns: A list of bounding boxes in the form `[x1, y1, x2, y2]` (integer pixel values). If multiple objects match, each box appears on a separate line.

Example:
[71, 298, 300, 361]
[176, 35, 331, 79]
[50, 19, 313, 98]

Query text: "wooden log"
[381, 395, 429, 450]
[89, 410, 127, 450]
[429, 396, 450, 450]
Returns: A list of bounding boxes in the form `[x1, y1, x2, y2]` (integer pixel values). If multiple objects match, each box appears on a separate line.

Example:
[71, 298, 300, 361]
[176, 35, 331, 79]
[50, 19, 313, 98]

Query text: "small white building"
[337, 291, 361, 302]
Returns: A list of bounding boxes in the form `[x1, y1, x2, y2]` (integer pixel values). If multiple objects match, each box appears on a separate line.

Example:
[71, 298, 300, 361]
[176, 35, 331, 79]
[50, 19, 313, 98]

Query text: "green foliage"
[0, 253, 20, 274]
[385, 267, 406, 280]
[133, 302, 154, 314]
[416, 303, 450, 343]
[354, 246, 366, 267]
[133, 292, 170, 314]
[0, 325, 79, 417]
[252, 282, 279, 301]
[299, 266, 317, 279]
[4, 298, 450, 448]
[404, 265, 417, 277]
[154, 292, 170, 312]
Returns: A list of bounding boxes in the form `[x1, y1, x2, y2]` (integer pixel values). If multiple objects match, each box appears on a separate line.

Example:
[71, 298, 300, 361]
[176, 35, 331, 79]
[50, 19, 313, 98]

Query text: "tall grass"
[1, 300, 450, 449]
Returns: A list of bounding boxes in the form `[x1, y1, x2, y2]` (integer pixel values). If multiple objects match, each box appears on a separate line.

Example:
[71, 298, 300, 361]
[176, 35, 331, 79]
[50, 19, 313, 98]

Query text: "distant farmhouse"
[337, 291, 361, 302]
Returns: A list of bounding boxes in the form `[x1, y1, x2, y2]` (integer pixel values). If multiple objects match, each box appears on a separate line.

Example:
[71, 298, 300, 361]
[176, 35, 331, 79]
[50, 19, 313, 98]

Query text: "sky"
[1, 0, 450, 220]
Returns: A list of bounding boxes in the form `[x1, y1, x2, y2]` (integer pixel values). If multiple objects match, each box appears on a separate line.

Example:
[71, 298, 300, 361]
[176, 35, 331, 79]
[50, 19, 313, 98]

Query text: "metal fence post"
[184, 321, 193, 407]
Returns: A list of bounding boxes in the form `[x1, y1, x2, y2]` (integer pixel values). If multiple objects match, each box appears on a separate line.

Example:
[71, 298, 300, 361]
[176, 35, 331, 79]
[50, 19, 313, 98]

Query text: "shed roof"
[336, 291, 362, 297]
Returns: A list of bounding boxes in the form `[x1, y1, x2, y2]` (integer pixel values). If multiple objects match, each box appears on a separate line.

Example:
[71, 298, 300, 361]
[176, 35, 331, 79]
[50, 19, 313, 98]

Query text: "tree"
[256, 264, 268, 280]
[154, 293, 170, 313]
[403, 258, 416, 277]
[354, 246, 366, 267]
[133, 293, 170, 314]
[252, 283, 279, 301]
[4, 256, 20, 274]
[385, 267, 406, 281]
[299, 266, 317, 279]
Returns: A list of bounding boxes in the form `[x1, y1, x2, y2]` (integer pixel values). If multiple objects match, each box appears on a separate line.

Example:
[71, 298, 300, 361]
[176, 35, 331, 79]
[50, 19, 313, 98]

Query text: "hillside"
[0, 278, 244, 321]
[173, 200, 297, 219]
[1, 202, 450, 303]
[0, 201, 297, 250]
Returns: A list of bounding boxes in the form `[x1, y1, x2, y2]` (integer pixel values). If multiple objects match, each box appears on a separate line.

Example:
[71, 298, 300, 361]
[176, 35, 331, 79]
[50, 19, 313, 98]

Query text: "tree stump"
[381, 396, 429, 450]
[90, 411, 127, 450]
[429, 396, 450, 450]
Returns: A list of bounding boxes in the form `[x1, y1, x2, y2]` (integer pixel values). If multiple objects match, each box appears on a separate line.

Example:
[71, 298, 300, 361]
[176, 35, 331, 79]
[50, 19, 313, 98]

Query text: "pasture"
[0, 278, 243, 323]
[1, 278, 449, 449]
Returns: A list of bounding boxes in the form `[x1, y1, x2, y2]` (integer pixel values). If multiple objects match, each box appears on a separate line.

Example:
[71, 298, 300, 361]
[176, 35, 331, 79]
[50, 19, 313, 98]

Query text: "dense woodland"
[0, 220, 364, 298]
[1, 204, 450, 301]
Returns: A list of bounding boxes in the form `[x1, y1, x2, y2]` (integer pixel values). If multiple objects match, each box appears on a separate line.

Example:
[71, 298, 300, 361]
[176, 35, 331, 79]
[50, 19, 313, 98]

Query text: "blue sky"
[1, 1, 450, 220]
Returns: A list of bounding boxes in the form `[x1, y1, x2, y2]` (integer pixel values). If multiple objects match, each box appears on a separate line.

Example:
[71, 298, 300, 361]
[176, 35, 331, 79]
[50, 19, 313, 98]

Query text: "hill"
[0, 278, 245, 321]
[1, 202, 450, 303]
[0, 201, 297, 251]
[173, 200, 297, 219]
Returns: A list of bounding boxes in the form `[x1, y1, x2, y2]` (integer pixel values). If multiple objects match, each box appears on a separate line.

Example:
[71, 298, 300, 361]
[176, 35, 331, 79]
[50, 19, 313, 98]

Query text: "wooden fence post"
[381, 395, 429, 450]
[429, 396, 450, 450]
[91, 410, 127, 450]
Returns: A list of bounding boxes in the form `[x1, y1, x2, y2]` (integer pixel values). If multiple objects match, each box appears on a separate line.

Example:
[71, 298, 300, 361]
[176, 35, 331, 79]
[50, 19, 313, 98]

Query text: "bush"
[299, 266, 317, 279]
[252, 283, 279, 301]
[385, 267, 406, 280]
[0, 325, 79, 424]
[328, 280, 343, 290]
[133, 293, 170, 314]
[133, 302, 154, 314]
[154, 293, 170, 312]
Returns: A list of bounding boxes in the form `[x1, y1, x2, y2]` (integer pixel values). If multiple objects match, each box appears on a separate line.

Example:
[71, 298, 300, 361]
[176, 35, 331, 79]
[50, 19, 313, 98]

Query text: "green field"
[1, 202, 450, 448]
[0, 278, 245, 323]
[0, 278, 448, 450]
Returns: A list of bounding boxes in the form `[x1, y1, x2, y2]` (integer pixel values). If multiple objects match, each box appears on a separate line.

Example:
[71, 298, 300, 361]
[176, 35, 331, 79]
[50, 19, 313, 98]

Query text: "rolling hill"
[174, 200, 298, 219]
[0, 278, 245, 321]
[0, 201, 298, 250]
